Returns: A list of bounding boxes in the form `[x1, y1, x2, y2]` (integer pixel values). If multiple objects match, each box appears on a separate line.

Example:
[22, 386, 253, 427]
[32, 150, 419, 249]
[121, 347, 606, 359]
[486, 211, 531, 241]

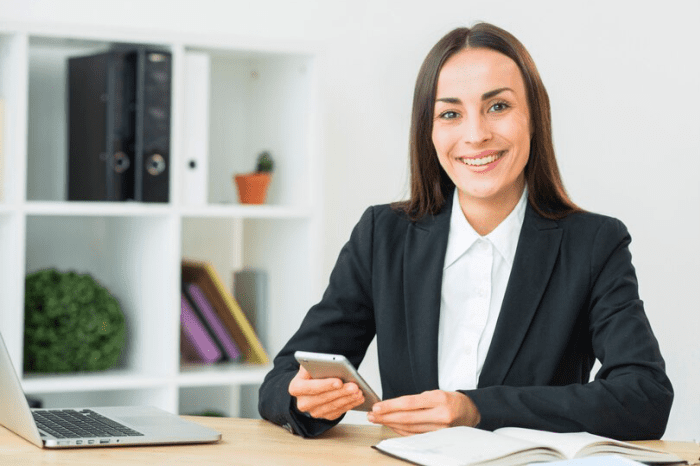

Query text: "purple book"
[187, 283, 242, 361]
[181, 294, 222, 363]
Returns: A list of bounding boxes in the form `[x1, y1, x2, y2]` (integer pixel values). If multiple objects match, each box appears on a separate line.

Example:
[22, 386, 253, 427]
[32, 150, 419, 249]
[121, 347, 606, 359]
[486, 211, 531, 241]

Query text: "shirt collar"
[487, 186, 528, 267]
[443, 187, 528, 269]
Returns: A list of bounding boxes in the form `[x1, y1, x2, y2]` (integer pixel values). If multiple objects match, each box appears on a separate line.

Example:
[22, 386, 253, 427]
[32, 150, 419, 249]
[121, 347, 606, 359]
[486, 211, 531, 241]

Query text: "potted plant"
[234, 151, 274, 205]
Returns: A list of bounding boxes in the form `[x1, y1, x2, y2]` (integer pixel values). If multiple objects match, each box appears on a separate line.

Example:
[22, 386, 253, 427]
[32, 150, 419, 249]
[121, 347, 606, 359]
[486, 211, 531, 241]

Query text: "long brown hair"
[394, 23, 580, 221]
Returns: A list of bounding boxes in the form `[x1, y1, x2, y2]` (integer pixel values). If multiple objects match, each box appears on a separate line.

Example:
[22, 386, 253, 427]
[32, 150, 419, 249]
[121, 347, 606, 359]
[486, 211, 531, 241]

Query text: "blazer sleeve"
[463, 217, 673, 440]
[258, 207, 378, 437]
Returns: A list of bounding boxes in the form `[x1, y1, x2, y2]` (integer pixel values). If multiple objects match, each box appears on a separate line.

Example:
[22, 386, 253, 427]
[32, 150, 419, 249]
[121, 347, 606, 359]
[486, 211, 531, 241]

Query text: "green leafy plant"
[24, 269, 126, 373]
[255, 151, 275, 173]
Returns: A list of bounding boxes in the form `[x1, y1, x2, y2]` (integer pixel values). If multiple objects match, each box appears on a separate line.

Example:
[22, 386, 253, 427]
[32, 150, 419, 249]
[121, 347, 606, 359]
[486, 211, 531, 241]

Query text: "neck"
[458, 182, 525, 236]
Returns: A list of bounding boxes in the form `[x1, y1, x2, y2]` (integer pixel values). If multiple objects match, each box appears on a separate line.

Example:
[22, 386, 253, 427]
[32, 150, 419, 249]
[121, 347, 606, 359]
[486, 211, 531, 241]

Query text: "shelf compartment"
[25, 35, 172, 202]
[180, 217, 316, 357]
[182, 47, 315, 209]
[24, 214, 179, 378]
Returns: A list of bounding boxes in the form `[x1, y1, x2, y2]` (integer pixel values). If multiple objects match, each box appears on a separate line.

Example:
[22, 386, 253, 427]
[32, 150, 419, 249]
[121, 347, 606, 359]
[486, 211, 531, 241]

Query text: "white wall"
[2, 0, 698, 441]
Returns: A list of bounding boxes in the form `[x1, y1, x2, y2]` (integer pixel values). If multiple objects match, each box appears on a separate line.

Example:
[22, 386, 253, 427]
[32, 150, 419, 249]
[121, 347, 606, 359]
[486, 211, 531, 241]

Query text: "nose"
[462, 114, 491, 145]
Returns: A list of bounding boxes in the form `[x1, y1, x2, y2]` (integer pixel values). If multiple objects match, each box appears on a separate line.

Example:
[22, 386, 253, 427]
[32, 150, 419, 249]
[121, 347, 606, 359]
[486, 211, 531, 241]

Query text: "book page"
[494, 428, 683, 463]
[545, 456, 645, 465]
[496, 428, 603, 459]
[374, 426, 563, 466]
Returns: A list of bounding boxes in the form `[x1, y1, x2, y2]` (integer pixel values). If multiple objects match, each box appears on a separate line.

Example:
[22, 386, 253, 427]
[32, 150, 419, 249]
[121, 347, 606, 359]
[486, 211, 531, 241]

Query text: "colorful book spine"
[186, 282, 241, 361]
[180, 293, 222, 363]
[181, 260, 269, 364]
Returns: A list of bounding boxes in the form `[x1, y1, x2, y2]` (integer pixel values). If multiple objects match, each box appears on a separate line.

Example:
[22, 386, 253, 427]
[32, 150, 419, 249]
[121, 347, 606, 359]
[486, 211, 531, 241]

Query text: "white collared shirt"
[437, 187, 528, 391]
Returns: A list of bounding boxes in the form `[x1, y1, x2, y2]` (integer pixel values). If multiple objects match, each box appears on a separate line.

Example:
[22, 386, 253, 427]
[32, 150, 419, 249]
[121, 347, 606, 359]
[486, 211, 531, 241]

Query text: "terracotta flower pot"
[234, 173, 272, 204]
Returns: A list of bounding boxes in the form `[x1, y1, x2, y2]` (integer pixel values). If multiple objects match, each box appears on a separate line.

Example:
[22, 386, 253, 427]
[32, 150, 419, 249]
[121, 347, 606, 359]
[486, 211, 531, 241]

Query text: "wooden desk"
[1, 416, 698, 466]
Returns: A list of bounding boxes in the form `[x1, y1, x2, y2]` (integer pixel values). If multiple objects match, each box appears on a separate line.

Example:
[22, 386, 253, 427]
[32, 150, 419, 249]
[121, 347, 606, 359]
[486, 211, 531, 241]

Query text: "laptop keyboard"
[33, 409, 144, 439]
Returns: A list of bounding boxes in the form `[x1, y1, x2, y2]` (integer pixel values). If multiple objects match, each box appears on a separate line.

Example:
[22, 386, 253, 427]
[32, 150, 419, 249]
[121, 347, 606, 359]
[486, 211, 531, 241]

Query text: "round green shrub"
[24, 269, 126, 373]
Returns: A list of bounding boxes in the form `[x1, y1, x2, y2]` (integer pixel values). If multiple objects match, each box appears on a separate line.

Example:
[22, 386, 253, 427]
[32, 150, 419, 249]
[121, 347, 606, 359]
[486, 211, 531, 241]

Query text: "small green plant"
[255, 151, 274, 173]
[24, 269, 126, 373]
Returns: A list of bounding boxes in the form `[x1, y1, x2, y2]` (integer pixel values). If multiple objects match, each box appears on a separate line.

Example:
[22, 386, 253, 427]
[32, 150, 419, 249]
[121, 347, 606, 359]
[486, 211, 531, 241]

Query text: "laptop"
[0, 332, 222, 448]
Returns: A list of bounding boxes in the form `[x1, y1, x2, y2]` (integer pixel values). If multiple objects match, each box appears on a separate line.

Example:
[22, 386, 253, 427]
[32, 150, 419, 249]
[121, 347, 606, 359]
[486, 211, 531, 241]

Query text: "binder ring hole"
[114, 152, 131, 174]
[146, 154, 166, 176]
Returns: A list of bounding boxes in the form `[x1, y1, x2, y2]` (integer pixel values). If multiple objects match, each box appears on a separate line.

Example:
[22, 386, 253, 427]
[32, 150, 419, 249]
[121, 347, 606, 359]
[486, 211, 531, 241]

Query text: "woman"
[258, 23, 673, 440]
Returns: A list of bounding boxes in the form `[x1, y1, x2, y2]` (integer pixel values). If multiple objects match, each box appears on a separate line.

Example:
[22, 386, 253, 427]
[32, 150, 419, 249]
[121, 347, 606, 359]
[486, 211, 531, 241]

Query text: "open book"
[373, 426, 686, 466]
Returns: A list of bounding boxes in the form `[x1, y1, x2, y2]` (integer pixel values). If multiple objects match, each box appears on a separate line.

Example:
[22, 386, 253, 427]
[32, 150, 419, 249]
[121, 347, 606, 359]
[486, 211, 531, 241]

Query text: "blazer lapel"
[403, 197, 452, 393]
[478, 205, 562, 387]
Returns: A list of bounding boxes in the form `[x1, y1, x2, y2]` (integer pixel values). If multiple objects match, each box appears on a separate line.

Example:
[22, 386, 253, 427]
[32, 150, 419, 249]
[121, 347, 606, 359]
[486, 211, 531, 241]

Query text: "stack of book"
[180, 260, 268, 365]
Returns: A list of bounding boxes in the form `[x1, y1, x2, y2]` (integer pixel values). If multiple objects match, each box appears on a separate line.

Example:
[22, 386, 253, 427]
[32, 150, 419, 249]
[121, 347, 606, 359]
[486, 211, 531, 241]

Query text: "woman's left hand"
[366, 390, 480, 436]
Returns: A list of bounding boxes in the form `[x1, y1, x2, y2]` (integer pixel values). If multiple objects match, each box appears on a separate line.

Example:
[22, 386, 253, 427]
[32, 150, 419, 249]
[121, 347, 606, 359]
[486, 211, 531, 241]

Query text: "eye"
[489, 101, 510, 112]
[437, 110, 460, 120]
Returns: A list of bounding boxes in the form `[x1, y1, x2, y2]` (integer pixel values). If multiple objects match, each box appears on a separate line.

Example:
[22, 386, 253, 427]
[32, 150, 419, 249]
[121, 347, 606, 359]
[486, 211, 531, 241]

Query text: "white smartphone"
[294, 351, 381, 411]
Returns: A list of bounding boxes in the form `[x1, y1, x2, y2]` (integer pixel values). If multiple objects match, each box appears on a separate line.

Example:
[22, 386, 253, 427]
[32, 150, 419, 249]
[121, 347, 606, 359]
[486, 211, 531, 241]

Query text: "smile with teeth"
[461, 151, 505, 166]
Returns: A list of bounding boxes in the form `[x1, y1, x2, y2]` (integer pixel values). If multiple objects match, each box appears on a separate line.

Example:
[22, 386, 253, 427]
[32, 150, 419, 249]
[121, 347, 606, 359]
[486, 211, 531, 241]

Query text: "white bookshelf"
[0, 23, 321, 417]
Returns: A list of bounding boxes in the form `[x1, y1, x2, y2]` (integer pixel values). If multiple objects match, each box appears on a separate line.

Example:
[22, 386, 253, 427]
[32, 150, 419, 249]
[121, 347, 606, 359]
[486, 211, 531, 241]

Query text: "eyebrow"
[435, 87, 514, 104]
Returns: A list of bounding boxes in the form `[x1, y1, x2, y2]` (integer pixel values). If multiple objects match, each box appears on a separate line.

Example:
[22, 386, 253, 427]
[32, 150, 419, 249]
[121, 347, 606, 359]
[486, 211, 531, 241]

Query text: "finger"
[311, 394, 363, 420]
[387, 425, 428, 436]
[372, 392, 434, 414]
[384, 421, 445, 435]
[369, 412, 446, 433]
[373, 402, 458, 427]
[369, 408, 428, 427]
[304, 390, 365, 420]
[295, 382, 362, 413]
[289, 372, 344, 397]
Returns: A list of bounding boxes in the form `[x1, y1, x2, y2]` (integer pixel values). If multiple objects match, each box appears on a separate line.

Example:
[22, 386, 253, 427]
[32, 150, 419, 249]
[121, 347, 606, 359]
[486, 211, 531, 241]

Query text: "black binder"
[67, 48, 171, 202]
[130, 48, 171, 202]
[67, 51, 136, 201]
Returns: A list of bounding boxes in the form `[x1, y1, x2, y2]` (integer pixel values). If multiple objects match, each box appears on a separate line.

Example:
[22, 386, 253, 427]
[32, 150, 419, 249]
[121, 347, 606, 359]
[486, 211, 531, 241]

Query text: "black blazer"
[259, 194, 673, 439]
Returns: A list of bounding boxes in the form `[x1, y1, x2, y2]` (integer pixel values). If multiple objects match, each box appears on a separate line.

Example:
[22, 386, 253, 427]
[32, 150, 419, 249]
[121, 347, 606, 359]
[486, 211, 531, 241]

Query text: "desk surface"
[1, 416, 698, 466]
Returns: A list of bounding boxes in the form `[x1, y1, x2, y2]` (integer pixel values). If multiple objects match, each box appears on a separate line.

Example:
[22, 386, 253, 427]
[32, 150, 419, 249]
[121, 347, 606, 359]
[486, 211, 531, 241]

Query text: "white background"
[1, 0, 698, 441]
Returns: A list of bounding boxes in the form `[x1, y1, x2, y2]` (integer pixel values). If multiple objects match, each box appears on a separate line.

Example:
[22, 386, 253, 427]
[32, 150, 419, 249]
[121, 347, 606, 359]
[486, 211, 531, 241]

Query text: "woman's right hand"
[288, 366, 365, 420]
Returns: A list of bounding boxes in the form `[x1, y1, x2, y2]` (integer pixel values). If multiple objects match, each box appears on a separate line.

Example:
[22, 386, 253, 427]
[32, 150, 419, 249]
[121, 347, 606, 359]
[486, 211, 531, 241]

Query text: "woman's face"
[432, 47, 531, 210]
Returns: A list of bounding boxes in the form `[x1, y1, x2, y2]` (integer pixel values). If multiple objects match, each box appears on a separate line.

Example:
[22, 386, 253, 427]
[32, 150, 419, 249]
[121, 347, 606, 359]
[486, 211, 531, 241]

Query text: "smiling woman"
[258, 22, 673, 442]
[432, 48, 532, 235]
[396, 23, 579, 225]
